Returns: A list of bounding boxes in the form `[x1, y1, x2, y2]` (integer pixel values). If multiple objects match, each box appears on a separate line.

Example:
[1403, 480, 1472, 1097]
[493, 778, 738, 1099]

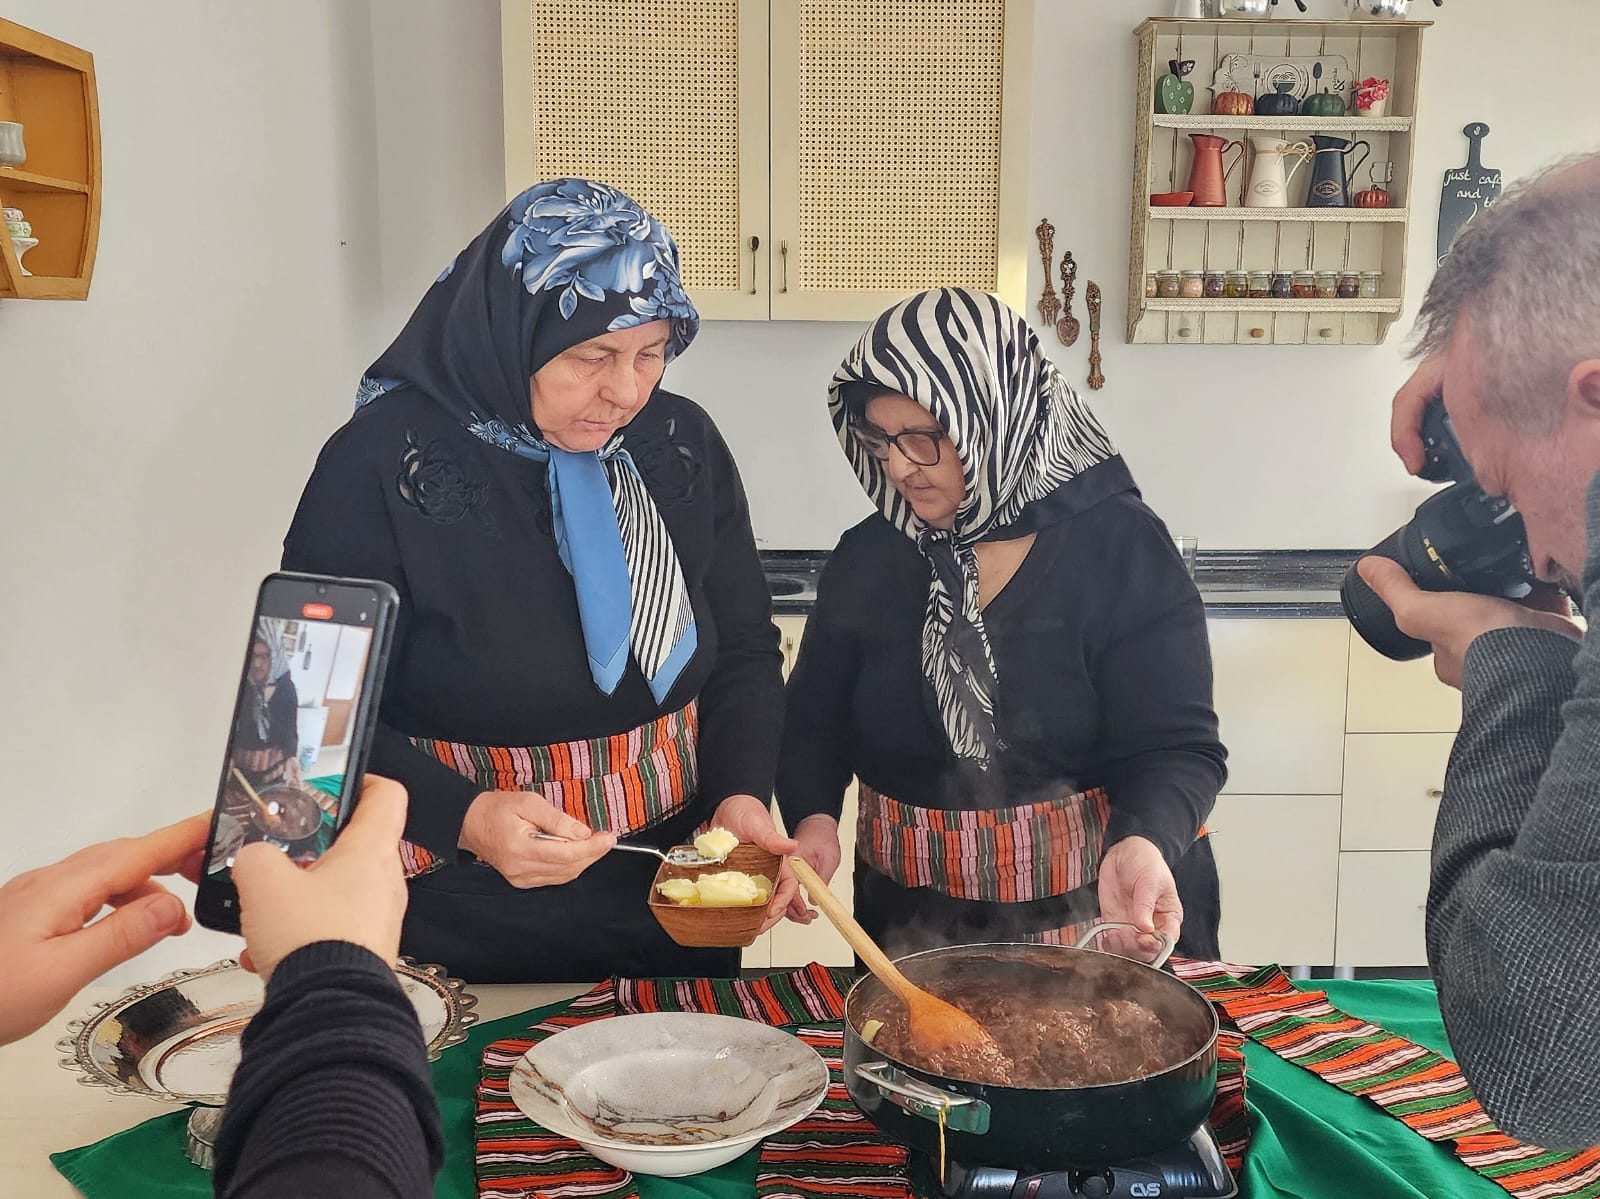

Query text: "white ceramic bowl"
[508, 1011, 829, 1177]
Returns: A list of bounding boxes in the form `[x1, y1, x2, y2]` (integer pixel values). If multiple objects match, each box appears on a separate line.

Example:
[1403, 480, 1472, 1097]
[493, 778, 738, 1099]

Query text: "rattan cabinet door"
[768, 0, 1031, 321]
[502, 0, 771, 320]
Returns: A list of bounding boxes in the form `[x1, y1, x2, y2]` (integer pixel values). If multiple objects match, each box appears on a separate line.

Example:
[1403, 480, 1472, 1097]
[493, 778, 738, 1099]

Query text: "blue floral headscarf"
[358, 178, 699, 436]
[356, 179, 704, 703]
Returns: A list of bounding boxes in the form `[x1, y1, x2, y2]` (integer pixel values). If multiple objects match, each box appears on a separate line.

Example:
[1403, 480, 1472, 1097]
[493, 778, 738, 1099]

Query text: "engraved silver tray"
[57, 956, 478, 1167]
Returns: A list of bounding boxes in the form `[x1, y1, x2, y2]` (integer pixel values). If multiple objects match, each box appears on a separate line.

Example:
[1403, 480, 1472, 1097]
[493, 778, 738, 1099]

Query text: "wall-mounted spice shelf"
[0, 18, 101, 300]
[1129, 17, 1428, 346]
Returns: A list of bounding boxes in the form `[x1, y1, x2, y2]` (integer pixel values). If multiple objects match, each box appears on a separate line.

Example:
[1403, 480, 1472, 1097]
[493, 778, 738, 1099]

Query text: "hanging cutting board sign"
[1437, 123, 1502, 266]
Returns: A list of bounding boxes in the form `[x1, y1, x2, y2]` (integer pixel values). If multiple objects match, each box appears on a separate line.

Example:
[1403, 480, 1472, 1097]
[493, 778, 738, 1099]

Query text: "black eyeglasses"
[854, 425, 947, 467]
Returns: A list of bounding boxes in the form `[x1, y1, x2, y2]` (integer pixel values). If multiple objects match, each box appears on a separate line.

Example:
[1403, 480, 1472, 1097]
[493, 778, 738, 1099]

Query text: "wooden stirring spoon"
[789, 857, 1013, 1077]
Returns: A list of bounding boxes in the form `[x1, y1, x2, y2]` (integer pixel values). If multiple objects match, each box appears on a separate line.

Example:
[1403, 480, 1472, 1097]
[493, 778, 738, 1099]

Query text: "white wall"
[0, 0, 382, 979]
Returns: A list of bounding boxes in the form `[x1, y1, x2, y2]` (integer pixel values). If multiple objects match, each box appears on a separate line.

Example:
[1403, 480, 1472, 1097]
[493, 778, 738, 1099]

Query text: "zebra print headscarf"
[829, 288, 1123, 766]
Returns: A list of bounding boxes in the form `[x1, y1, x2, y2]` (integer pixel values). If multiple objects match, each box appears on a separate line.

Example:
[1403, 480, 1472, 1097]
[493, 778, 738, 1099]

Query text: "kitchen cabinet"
[1210, 794, 1340, 968]
[1346, 635, 1461, 732]
[1208, 618, 1349, 795]
[1336, 850, 1430, 967]
[500, 0, 1031, 322]
[0, 18, 101, 299]
[1340, 732, 1451, 852]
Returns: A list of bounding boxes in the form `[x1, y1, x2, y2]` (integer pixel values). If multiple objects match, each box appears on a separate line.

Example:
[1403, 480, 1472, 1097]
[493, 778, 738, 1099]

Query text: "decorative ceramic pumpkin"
[1354, 186, 1393, 209]
[1255, 82, 1301, 118]
[1213, 90, 1255, 117]
[1302, 91, 1347, 118]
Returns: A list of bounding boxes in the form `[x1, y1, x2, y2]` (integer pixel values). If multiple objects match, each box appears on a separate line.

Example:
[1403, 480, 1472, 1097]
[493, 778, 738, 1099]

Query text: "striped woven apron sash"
[398, 701, 698, 879]
[1173, 959, 1600, 1199]
[856, 781, 1111, 905]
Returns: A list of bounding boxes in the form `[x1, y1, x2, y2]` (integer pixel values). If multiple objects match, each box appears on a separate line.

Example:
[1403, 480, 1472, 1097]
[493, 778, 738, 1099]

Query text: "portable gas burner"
[936, 1124, 1236, 1199]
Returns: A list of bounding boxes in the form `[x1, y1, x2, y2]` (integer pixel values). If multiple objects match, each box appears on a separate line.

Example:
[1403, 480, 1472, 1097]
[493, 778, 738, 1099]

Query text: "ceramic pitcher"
[1246, 137, 1313, 208]
[1187, 134, 1245, 207]
[1307, 135, 1372, 208]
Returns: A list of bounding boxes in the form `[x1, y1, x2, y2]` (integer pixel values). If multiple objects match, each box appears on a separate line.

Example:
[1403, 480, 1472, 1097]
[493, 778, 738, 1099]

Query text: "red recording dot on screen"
[301, 603, 334, 620]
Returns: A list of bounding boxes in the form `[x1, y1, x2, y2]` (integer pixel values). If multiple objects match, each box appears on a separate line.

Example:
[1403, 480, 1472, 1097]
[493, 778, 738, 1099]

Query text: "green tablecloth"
[52, 977, 1507, 1199]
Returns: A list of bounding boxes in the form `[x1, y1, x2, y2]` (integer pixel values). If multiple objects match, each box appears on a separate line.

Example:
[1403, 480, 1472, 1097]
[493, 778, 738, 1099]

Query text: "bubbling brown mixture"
[859, 954, 1206, 1088]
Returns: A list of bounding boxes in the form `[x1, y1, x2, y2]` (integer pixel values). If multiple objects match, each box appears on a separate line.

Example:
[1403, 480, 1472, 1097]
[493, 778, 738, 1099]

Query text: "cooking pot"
[843, 925, 1218, 1170]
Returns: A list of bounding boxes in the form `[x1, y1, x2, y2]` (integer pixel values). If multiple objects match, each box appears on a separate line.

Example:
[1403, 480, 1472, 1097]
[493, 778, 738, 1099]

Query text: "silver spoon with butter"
[533, 824, 737, 867]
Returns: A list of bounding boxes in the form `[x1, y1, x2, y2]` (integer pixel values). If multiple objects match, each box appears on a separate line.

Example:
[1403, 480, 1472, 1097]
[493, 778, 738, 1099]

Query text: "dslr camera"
[1341, 398, 1536, 660]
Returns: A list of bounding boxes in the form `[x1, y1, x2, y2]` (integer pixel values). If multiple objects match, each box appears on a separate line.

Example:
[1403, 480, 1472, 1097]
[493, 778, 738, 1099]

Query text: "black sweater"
[777, 493, 1226, 866]
[280, 387, 782, 980]
[214, 941, 441, 1199]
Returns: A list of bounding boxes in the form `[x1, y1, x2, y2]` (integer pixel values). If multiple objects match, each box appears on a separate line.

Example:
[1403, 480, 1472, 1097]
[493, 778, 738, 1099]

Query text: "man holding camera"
[1357, 150, 1600, 1151]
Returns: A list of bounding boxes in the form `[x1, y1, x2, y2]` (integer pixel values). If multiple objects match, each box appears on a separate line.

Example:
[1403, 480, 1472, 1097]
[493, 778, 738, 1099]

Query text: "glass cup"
[0, 122, 25, 168]
[1172, 536, 1199, 580]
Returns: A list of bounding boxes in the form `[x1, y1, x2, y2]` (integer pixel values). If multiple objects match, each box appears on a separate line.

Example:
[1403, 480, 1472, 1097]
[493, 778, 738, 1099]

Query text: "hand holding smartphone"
[197, 573, 398, 933]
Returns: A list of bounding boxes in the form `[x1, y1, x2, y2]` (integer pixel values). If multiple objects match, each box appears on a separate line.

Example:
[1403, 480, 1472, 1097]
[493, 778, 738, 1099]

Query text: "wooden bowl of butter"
[648, 828, 780, 949]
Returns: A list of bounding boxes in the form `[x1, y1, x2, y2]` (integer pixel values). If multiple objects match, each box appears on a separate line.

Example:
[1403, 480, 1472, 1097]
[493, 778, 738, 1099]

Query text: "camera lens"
[316, 583, 327, 596]
[1341, 529, 1433, 661]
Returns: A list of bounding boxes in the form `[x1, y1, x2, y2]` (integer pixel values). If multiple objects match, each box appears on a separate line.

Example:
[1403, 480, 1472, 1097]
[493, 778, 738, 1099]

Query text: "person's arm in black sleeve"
[214, 941, 442, 1199]
[1086, 504, 1227, 864]
[690, 420, 785, 808]
[281, 424, 482, 856]
[776, 553, 860, 828]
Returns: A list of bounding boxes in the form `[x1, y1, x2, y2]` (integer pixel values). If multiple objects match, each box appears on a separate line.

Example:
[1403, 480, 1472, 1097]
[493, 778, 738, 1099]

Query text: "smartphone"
[196, 572, 399, 933]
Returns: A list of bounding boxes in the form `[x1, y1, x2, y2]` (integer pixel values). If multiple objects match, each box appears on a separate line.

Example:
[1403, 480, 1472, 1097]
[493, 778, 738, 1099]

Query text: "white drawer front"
[1210, 794, 1340, 967]
[1335, 851, 1430, 967]
[1341, 733, 1454, 851]
[1347, 635, 1462, 733]
[1209, 620, 1350, 795]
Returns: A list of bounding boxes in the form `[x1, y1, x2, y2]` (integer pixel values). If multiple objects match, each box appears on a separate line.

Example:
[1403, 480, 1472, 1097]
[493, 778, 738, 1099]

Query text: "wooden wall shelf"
[0, 18, 101, 300]
[1128, 18, 1428, 346]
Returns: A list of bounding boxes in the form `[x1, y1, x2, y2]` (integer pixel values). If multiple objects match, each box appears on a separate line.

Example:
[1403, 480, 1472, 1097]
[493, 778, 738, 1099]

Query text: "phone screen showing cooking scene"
[202, 575, 392, 900]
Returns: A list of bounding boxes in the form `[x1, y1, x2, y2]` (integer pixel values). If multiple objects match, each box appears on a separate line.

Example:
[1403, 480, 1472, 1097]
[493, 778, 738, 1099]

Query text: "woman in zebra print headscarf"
[778, 288, 1227, 958]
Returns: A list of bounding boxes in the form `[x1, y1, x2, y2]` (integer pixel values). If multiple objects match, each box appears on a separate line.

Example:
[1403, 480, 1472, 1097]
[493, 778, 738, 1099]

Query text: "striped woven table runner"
[477, 963, 1251, 1197]
[475, 965, 913, 1199]
[1174, 960, 1600, 1199]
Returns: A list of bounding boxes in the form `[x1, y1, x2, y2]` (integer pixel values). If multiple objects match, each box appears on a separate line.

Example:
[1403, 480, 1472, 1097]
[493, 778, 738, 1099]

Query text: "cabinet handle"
[1426, 787, 1444, 800]
[749, 234, 760, 295]
[780, 241, 789, 293]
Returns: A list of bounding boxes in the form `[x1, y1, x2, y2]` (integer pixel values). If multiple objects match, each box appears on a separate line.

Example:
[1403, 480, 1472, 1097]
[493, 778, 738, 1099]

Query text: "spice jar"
[1204, 271, 1226, 299]
[1360, 270, 1384, 299]
[1224, 270, 1249, 299]
[1271, 271, 1294, 299]
[1292, 271, 1318, 299]
[1337, 271, 1361, 299]
[1315, 271, 1339, 299]
[1156, 270, 1181, 298]
[1248, 271, 1273, 299]
[1180, 270, 1205, 299]
[1145, 273, 1159, 299]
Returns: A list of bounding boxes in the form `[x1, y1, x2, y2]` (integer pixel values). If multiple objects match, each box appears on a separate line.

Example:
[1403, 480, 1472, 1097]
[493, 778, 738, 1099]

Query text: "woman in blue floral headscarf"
[282, 179, 801, 982]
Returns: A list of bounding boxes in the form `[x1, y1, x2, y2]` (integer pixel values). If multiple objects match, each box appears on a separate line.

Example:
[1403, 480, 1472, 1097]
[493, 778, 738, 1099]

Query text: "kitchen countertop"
[761, 549, 1360, 618]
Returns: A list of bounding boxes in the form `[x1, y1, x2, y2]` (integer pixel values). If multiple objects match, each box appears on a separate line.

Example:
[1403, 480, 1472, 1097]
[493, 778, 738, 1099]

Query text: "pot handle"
[853, 1061, 992, 1134]
[1071, 921, 1177, 970]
